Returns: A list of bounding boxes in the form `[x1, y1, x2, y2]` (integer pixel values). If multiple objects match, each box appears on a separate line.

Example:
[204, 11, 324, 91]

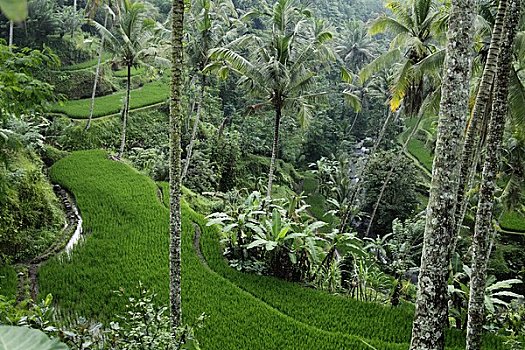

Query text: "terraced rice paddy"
[50, 81, 169, 119]
[38, 150, 506, 349]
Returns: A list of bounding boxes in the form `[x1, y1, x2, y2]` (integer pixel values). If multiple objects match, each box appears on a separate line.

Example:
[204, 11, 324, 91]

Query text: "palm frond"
[390, 60, 414, 111]
[509, 66, 525, 127]
[208, 47, 255, 77]
[342, 91, 362, 112]
[359, 48, 401, 84]
[412, 49, 445, 81]
[369, 16, 411, 36]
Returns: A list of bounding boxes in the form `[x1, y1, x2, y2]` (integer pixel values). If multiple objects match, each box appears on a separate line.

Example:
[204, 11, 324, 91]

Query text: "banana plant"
[0, 326, 68, 350]
[206, 191, 266, 251]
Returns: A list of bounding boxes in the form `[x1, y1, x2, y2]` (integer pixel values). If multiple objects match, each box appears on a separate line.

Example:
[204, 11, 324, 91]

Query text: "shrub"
[47, 65, 116, 100]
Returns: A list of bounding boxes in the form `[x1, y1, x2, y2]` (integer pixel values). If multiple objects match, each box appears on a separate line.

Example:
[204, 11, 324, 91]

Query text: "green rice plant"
[38, 151, 395, 349]
[50, 81, 169, 119]
[61, 53, 112, 71]
[0, 266, 17, 299]
[499, 211, 525, 233]
[39, 150, 506, 350]
[406, 138, 434, 171]
[198, 215, 506, 349]
[113, 66, 146, 78]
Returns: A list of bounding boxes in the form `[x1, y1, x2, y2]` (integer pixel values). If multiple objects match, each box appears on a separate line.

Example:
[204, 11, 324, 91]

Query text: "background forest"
[0, 0, 524, 349]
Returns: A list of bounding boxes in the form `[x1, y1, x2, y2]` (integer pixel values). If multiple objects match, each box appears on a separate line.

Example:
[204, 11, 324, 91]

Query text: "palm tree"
[170, 0, 184, 332]
[360, 0, 446, 116]
[206, 0, 334, 198]
[466, 2, 521, 349]
[409, 0, 475, 349]
[92, 0, 161, 158]
[182, 0, 240, 180]
[85, 0, 114, 131]
[336, 20, 376, 71]
[452, 0, 510, 252]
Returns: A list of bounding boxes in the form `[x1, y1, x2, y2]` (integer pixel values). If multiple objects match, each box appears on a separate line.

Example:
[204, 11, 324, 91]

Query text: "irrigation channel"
[17, 185, 83, 302]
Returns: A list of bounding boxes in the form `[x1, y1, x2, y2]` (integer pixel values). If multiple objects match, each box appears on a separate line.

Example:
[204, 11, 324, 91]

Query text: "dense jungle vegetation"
[0, 0, 524, 349]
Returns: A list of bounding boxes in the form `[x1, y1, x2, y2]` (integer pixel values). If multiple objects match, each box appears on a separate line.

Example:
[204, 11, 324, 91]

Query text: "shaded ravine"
[17, 185, 83, 302]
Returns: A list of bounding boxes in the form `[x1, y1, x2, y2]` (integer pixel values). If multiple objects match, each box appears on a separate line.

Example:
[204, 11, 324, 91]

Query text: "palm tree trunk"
[73, 0, 77, 11]
[466, 2, 520, 349]
[267, 105, 282, 198]
[339, 108, 397, 232]
[182, 76, 206, 180]
[217, 114, 231, 139]
[170, 0, 185, 331]
[452, 0, 509, 251]
[8, 20, 13, 50]
[118, 63, 132, 158]
[85, 12, 109, 132]
[364, 111, 423, 238]
[409, 1, 475, 349]
[449, 95, 493, 257]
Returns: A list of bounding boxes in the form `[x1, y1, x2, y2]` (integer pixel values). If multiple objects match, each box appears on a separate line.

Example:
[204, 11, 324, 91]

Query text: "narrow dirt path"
[192, 223, 207, 268]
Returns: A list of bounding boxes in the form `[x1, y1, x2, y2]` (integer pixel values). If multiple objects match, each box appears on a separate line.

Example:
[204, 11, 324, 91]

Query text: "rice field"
[38, 150, 506, 349]
[0, 266, 17, 299]
[49, 80, 169, 119]
[61, 53, 113, 71]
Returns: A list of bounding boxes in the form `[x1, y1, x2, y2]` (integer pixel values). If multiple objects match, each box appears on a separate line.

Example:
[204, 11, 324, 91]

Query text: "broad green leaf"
[277, 226, 291, 240]
[222, 223, 238, 233]
[341, 67, 353, 84]
[0, 0, 28, 22]
[486, 279, 522, 292]
[285, 232, 307, 240]
[246, 239, 267, 250]
[0, 326, 69, 350]
[245, 222, 264, 237]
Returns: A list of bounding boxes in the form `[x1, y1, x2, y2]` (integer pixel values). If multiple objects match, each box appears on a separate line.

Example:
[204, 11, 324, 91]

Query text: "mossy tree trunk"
[466, 2, 521, 349]
[409, 1, 475, 349]
[267, 100, 282, 198]
[452, 0, 509, 251]
[170, 0, 185, 332]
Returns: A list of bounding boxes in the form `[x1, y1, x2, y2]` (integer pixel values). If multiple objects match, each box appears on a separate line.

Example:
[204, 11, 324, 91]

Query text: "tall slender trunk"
[409, 1, 475, 349]
[217, 114, 231, 139]
[452, 0, 509, 252]
[85, 13, 109, 131]
[73, 0, 77, 11]
[182, 76, 206, 180]
[118, 63, 132, 158]
[466, 2, 520, 349]
[339, 108, 396, 232]
[267, 104, 282, 198]
[364, 111, 423, 238]
[8, 21, 13, 50]
[170, 0, 185, 331]
[449, 93, 493, 258]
